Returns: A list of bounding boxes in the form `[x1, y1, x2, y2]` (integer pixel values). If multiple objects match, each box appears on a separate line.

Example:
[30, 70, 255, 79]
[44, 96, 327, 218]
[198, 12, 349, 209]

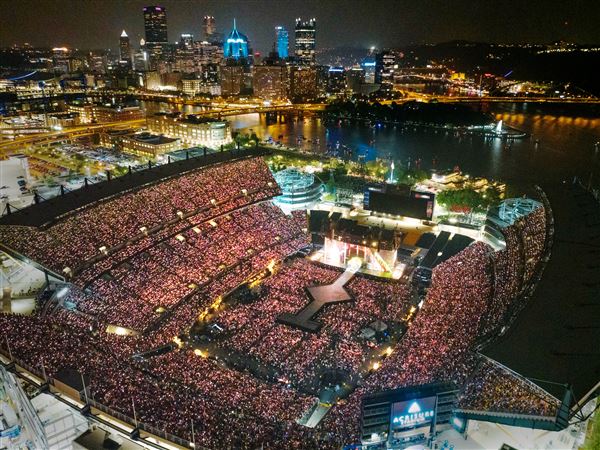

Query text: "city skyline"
[1, 0, 599, 53]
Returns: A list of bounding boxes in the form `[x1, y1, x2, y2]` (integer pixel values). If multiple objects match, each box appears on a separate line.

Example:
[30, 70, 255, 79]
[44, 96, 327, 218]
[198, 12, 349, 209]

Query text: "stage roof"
[484, 181, 600, 404]
[0, 148, 268, 228]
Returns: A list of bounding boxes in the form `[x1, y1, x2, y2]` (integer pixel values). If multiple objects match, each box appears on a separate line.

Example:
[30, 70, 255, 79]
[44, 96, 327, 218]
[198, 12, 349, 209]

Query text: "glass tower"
[143, 5, 168, 67]
[143, 5, 168, 44]
[294, 18, 316, 65]
[223, 19, 249, 60]
[275, 26, 289, 59]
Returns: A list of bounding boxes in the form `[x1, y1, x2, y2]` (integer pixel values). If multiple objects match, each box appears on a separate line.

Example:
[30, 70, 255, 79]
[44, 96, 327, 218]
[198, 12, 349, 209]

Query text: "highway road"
[0, 119, 146, 154]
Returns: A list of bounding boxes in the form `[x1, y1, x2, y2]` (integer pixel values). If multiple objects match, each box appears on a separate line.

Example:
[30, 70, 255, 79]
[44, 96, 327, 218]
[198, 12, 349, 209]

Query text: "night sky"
[1, 0, 599, 53]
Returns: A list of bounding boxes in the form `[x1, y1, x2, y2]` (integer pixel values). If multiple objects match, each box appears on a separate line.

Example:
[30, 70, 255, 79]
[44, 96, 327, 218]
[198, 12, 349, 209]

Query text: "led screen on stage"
[368, 191, 434, 220]
[390, 396, 436, 431]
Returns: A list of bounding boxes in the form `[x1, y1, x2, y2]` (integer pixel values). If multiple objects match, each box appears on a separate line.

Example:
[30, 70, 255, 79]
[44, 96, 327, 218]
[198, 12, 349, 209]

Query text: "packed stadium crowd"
[458, 360, 560, 417]
[521, 206, 547, 283]
[318, 228, 550, 443]
[211, 258, 412, 390]
[478, 205, 546, 339]
[0, 154, 553, 449]
[0, 157, 280, 274]
[57, 203, 307, 332]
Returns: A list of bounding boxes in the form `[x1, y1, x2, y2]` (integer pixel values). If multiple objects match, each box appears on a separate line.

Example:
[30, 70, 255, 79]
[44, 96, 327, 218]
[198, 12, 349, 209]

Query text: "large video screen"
[390, 396, 437, 431]
[368, 191, 434, 220]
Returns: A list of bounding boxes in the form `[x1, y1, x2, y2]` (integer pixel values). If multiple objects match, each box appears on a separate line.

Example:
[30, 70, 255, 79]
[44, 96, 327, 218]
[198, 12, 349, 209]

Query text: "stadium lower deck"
[0, 153, 564, 449]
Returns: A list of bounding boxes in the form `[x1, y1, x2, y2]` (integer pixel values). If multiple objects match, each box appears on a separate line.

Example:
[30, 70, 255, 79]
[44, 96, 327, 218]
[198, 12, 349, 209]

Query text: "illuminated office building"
[288, 66, 318, 101]
[275, 26, 289, 59]
[180, 78, 221, 96]
[220, 64, 245, 96]
[203, 16, 216, 40]
[119, 30, 133, 67]
[253, 65, 287, 100]
[346, 66, 365, 93]
[375, 50, 396, 89]
[67, 104, 144, 124]
[143, 5, 168, 67]
[361, 57, 376, 83]
[223, 19, 249, 60]
[174, 33, 196, 73]
[327, 66, 346, 94]
[121, 132, 181, 157]
[147, 112, 232, 148]
[294, 18, 316, 65]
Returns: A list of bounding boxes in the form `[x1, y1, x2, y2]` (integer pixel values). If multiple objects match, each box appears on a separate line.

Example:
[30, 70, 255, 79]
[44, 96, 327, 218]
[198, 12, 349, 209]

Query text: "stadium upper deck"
[0, 148, 270, 228]
[0, 149, 279, 278]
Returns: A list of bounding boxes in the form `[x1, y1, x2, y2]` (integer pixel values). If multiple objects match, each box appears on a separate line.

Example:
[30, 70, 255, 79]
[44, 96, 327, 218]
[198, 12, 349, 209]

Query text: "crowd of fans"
[479, 204, 546, 339]
[0, 157, 553, 449]
[458, 360, 560, 417]
[521, 206, 547, 283]
[0, 157, 280, 274]
[212, 258, 412, 390]
[63, 203, 307, 332]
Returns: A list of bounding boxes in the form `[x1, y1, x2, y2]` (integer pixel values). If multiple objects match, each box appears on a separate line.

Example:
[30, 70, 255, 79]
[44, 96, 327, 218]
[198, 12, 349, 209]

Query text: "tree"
[437, 188, 487, 212]
[325, 172, 336, 194]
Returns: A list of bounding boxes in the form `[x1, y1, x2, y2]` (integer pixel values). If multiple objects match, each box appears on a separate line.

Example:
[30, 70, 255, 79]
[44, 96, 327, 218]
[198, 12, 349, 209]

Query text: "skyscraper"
[143, 5, 168, 67]
[275, 26, 288, 59]
[220, 64, 245, 96]
[223, 19, 249, 61]
[253, 65, 287, 100]
[174, 34, 195, 73]
[143, 5, 168, 43]
[288, 66, 318, 101]
[294, 18, 316, 65]
[375, 50, 396, 90]
[203, 16, 216, 40]
[119, 30, 132, 67]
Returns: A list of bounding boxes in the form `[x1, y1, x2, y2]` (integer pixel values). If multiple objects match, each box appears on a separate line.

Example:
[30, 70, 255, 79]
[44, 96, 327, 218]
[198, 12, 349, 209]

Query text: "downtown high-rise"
[223, 19, 249, 60]
[119, 30, 132, 67]
[203, 16, 216, 40]
[275, 26, 288, 59]
[143, 5, 168, 68]
[294, 18, 316, 65]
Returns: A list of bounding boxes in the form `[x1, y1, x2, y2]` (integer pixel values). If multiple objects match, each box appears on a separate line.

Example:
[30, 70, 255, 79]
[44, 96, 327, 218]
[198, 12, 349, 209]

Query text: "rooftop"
[152, 112, 225, 124]
[127, 132, 178, 145]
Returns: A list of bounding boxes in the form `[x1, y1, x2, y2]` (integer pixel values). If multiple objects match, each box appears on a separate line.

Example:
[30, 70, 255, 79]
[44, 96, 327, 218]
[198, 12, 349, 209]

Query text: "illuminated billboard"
[390, 396, 437, 431]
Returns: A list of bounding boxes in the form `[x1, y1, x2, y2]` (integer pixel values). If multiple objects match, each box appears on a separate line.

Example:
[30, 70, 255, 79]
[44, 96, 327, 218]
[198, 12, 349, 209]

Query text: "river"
[142, 101, 600, 186]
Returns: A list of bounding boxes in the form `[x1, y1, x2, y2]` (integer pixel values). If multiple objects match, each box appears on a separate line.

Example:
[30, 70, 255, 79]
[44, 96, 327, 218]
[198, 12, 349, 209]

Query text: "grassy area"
[581, 408, 600, 450]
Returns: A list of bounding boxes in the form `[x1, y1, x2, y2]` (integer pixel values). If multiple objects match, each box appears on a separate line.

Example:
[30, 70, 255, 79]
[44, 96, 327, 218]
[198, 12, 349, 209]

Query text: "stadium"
[0, 148, 597, 450]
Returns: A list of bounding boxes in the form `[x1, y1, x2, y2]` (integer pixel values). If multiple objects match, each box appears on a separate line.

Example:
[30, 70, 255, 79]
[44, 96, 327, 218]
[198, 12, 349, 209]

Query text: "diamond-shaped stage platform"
[277, 268, 355, 333]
